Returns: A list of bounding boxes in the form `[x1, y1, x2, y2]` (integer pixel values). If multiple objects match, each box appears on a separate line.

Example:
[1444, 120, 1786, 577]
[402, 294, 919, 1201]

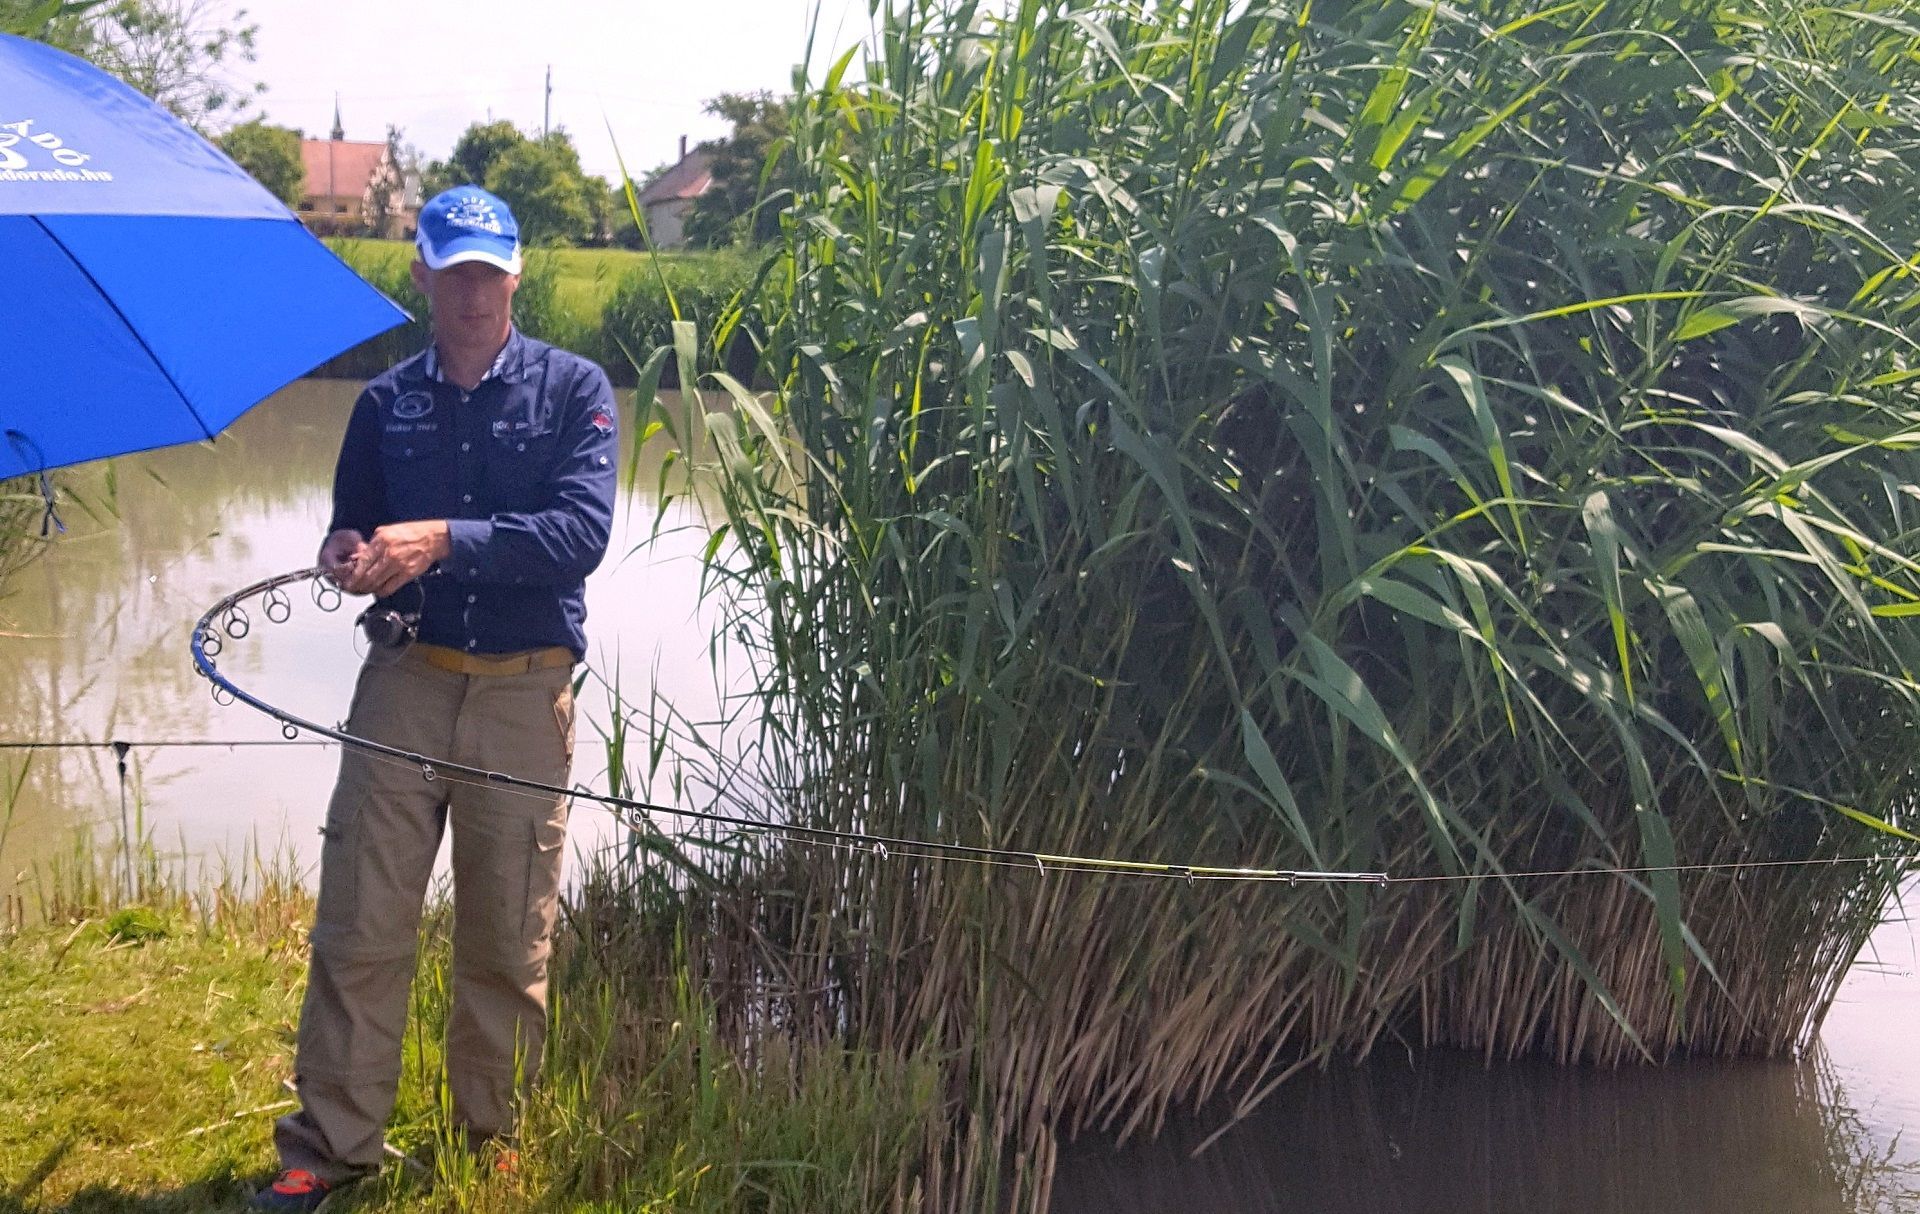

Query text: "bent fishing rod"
[187, 567, 1389, 885]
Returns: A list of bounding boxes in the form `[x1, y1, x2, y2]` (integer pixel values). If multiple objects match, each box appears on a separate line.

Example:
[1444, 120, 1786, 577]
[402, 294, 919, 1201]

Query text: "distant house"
[636, 137, 713, 249]
[296, 108, 418, 239]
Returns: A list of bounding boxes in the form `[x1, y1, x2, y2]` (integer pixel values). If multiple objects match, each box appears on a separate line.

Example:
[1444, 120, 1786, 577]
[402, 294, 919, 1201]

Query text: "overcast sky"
[242, 0, 869, 182]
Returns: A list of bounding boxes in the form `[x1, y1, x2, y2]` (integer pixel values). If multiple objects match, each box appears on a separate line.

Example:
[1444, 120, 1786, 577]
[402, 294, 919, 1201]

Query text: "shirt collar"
[420, 328, 525, 388]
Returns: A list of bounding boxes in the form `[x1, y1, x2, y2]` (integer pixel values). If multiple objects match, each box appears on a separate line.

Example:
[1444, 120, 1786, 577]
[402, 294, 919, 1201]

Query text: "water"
[2, 379, 1916, 1211]
[0, 378, 729, 886]
[1051, 891, 1920, 1211]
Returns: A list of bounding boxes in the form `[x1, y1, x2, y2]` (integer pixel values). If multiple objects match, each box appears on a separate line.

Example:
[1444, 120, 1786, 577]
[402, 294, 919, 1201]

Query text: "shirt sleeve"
[327, 387, 386, 539]
[444, 365, 618, 586]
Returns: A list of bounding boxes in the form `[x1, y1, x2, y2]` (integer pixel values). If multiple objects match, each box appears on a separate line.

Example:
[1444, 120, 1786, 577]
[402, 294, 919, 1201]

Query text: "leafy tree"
[603, 179, 646, 250]
[426, 119, 526, 196]
[88, 1, 263, 128]
[582, 178, 610, 247]
[484, 134, 592, 246]
[2, 0, 107, 42]
[216, 118, 303, 205]
[685, 90, 794, 247]
[364, 124, 420, 238]
[6, 0, 260, 130]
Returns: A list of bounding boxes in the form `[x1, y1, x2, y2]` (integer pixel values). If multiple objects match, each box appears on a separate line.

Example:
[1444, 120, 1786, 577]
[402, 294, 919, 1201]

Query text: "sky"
[240, 0, 870, 183]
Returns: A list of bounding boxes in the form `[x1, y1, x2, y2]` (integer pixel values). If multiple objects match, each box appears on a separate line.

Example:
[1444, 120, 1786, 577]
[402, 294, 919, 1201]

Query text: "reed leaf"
[631, 0, 1920, 1205]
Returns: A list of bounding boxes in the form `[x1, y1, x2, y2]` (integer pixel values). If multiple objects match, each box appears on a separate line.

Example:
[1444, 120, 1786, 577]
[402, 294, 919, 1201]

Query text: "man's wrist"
[444, 517, 494, 580]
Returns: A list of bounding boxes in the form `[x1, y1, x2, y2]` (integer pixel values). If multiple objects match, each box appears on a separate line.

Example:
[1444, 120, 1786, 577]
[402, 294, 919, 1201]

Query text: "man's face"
[410, 259, 519, 351]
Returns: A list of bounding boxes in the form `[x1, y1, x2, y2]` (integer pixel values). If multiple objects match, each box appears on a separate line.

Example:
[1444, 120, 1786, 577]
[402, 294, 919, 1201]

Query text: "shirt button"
[461, 493, 472, 504]
[467, 566, 478, 577]
[516, 442, 526, 452]
[461, 441, 471, 452]
[467, 593, 477, 604]
[403, 447, 413, 457]
[466, 640, 476, 651]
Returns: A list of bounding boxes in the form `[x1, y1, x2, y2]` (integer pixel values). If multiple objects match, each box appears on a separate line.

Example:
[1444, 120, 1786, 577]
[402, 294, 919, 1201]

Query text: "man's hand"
[338, 520, 452, 598]
[318, 529, 367, 584]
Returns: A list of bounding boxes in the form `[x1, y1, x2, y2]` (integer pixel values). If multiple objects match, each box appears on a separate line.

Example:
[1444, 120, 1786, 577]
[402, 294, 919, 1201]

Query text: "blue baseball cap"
[415, 185, 522, 274]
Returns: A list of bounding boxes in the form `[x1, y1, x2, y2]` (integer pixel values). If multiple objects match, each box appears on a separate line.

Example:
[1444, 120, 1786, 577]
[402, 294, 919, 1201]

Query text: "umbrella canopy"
[0, 33, 409, 479]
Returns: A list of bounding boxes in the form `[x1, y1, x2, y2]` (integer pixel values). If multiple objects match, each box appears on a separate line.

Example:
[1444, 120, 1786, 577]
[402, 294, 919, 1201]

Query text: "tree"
[483, 134, 592, 246]
[685, 91, 794, 247]
[216, 119, 303, 205]
[602, 179, 647, 250]
[2, 0, 108, 42]
[426, 119, 526, 196]
[5, 0, 260, 130]
[85, 1, 264, 129]
[363, 125, 421, 238]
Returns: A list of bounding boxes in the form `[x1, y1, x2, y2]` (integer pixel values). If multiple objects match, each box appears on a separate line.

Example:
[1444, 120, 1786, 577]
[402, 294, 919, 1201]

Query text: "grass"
[317, 240, 758, 387]
[0, 824, 942, 1213]
[324, 239, 723, 318]
[0, 892, 309, 1212]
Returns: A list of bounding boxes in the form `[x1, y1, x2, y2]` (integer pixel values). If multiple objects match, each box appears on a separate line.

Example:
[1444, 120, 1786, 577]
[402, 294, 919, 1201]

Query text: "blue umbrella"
[0, 33, 408, 483]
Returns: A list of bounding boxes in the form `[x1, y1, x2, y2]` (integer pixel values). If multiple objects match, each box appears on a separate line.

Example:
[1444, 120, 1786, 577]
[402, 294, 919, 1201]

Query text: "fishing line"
[187, 568, 1917, 889]
[354, 740, 1917, 886]
[0, 740, 334, 750]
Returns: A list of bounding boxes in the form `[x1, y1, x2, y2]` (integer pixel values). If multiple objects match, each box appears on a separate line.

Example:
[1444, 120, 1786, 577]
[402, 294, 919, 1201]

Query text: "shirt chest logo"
[391, 391, 435, 421]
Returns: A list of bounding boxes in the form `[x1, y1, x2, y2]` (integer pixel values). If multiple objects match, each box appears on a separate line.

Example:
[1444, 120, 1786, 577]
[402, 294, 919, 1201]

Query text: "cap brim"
[417, 234, 522, 274]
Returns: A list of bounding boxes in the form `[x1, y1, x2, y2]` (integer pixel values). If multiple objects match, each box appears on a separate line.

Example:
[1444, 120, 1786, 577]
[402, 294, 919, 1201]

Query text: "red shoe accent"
[272, 1170, 326, 1196]
[491, 1148, 520, 1175]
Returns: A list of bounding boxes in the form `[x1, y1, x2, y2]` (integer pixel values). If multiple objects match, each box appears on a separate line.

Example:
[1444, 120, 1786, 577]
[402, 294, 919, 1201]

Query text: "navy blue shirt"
[328, 330, 618, 661]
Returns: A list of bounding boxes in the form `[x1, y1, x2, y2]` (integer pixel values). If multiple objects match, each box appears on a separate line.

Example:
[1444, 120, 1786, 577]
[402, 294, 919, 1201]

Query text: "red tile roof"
[300, 139, 388, 199]
[637, 148, 713, 204]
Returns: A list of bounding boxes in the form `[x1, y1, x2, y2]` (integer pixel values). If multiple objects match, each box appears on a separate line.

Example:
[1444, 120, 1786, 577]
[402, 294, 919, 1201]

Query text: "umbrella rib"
[31, 216, 216, 444]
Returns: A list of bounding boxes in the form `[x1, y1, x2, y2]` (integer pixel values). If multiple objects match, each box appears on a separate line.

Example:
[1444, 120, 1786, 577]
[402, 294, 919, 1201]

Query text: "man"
[255, 186, 618, 1212]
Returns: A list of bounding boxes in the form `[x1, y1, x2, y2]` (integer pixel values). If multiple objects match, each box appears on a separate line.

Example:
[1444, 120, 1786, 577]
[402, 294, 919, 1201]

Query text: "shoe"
[249, 1169, 333, 1212]
[481, 1140, 520, 1178]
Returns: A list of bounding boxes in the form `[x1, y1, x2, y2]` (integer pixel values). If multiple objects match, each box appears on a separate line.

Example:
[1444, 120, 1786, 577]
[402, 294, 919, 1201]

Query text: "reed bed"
[617, 0, 1920, 1206]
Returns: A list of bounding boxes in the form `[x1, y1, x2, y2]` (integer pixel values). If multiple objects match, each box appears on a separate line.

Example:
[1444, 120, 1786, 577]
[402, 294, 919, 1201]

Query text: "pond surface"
[1, 379, 1915, 1212]
[0, 378, 728, 887]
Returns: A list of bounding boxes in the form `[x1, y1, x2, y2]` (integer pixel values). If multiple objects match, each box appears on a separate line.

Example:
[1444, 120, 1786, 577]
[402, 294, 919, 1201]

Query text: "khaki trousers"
[274, 649, 575, 1182]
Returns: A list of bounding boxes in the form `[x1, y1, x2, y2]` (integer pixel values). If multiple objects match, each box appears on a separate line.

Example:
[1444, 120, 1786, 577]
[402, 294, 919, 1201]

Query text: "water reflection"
[1056, 1055, 1909, 1212]
[1053, 891, 1920, 1213]
[0, 378, 723, 883]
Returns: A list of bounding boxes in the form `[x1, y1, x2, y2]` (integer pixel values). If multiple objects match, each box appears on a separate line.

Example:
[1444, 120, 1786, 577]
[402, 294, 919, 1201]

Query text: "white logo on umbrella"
[0, 119, 111, 181]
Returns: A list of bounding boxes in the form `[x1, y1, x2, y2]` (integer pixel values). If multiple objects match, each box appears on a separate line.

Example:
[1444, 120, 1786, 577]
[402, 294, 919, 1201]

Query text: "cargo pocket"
[311, 790, 361, 941]
[523, 812, 568, 946]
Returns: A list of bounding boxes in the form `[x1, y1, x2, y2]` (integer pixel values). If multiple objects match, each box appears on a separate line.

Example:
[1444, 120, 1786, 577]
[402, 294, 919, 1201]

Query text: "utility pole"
[543, 65, 551, 140]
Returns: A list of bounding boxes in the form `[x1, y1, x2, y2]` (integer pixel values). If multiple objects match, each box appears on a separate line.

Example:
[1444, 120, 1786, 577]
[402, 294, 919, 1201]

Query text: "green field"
[316, 239, 757, 384]
[327, 238, 717, 316]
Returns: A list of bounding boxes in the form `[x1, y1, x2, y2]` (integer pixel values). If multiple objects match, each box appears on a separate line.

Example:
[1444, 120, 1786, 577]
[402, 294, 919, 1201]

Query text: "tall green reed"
[0, 476, 49, 595]
[638, 0, 1920, 1205]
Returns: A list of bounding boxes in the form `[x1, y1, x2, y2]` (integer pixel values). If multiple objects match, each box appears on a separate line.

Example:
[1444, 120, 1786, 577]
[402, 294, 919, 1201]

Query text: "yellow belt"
[411, 643, 574, 677]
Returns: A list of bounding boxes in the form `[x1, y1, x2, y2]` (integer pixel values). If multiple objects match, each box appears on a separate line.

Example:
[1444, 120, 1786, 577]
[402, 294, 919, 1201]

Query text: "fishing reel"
[355, 577, 426, 652]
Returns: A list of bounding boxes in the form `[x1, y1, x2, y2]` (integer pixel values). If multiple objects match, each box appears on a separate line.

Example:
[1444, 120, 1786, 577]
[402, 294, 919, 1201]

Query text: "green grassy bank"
[316, 240, 760, 389]
[324, 241, 703, 318]
[0, 850, 940, 1213]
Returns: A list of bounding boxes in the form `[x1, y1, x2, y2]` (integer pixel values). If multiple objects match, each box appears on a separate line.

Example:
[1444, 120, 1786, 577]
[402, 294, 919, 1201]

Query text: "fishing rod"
[187, 567, 1391, 885]
[0, 740, 334, 750]
[186, 569, 1916, 887]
